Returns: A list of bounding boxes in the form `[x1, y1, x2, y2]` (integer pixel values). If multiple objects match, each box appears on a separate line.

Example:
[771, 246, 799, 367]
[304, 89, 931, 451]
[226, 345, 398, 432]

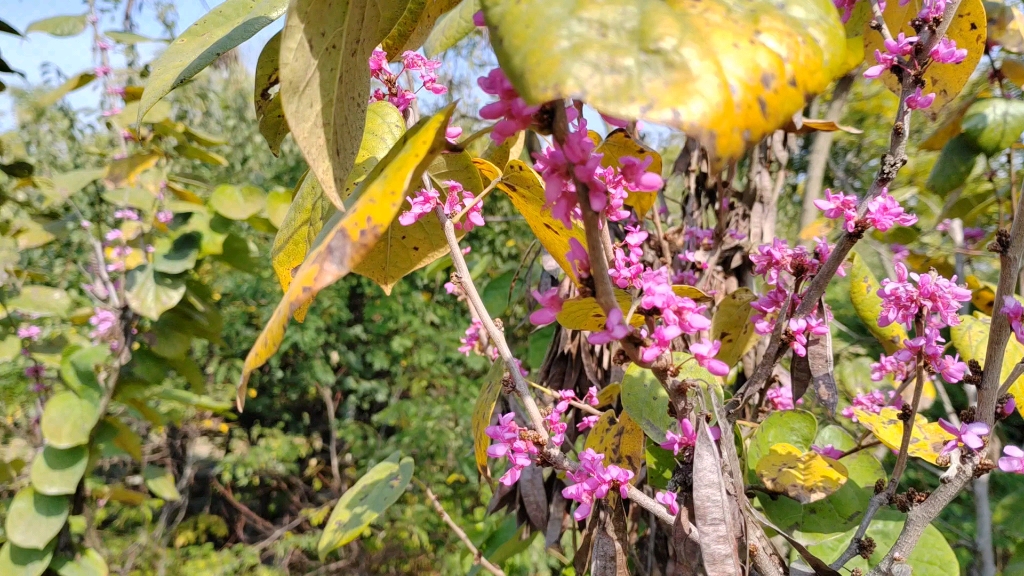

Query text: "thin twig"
[417, 480, 506, 576]
[316, 383, 342, 493]
[453, 178, 501, 224]
[527, 381, 603, 416]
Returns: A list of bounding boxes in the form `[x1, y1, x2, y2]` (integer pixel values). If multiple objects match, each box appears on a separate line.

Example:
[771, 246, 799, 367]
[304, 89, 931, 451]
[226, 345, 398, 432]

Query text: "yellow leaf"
[596, 129, 663, 218]
[595, 384, 621, 408]
[103, 153, 161, 188]
[1002, 58, 1024, 89]
[481, 0, 846, 164]
[966, 274, 996, 315]
[848, 252, 908, 355]
[583, 411, 645, 477]
[481, 131, 525, 171]
[472, 362, 505, 480]
[497, 159, 588, 283]
[754, 442, 848, 504]
[854, 407, 954, 465]
[472, 157, 502, 186]
[786, 118, 864, 135]
[382, 0, 461, 55]
[864, 0, 986, 115]
[710, 287, 761, 368]
[988, 3, 1024, 52]
[556, 289, 640, 331]
[280, 0, 408, 209]
[239, 105, 454, 407]
[673, 284, 711, 302]
[950, 313, 1024, 416]
[271, 102, 406, 319]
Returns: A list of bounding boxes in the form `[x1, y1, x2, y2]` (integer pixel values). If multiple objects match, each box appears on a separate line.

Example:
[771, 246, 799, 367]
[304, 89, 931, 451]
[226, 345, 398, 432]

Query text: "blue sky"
[0, 0, 280, 130]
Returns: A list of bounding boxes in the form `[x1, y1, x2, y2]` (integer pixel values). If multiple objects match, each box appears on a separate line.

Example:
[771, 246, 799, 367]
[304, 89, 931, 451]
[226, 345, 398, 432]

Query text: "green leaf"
[209, 184, 266, 220]
[0, 335, 20, 362]
[143, 465, 181, 501]
[746, 410, 817, 474]
[927, 133, 981, 194]
[6, 285, 72, 318]
[265, 188, 293, 228]
[174, 143, 228, 166]
[126, 265, 187, 321]
[104, 30, 163, 44]
[93, 417, 143, 461]
[645, 445, 677, 490]
[254, 31, 288, 156]
[0, 540, 55, 576]
[41, 392, 100, 449]
[30, 446, 89, 496]
[4, 487, 69, 550]
[279, 0, 409, 209]
[848, 252, 908, 354]
[0, 161, 33, 178]
[44, 168, 106, 207]
[808, 511, 959, 576]
[152, 232, 201, 274]
[961, 97, 1024, 156]
[481, 270, 515, 317]
[382, 0, 461, 55]
[153, 388, 232, 412]
[139, 0, 289, 122]
[479, 0, 846, 163]
[213, 233, 259, 273]
[37, 72, 97, 108]
[25, 14, 88, 37]
[50, 548, 108, 576]
[621, 351, 715, 444]
[318, 452, 414, 559]
[424, 0, 479, 57]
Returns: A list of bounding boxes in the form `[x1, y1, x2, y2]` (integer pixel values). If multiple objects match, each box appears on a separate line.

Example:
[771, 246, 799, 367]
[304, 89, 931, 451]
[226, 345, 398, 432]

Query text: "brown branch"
[418, 481, 506, 576]
[212, 480, 275, 533]
[316, 383, 342, 494]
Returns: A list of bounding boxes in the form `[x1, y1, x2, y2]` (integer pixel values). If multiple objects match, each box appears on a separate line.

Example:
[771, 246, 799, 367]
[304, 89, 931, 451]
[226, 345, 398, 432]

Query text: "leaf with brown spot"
[596, 129, 663, 217]
[239, 105, 454, 407]
[556, 289, 640, 332]
[583, 410, 645, 477]
[754, 442, 848, 504]
[854, 407, 954, 465]
[710, 287, 760, 369]
[254, 31, 288, 156]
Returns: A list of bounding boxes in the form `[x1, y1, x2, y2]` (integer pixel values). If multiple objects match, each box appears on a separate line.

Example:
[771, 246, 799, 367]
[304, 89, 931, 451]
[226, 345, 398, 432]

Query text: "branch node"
[989, 229, 1012, 254]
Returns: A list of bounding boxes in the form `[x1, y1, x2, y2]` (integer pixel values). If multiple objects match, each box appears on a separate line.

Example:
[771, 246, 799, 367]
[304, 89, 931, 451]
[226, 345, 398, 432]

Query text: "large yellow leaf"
[854, 407, 954, 465]
[480, 0, 846, 164]
[239, 106, 454, 406]
[556, 290, 639, 331]
[595, 129, 663, 218]
[353, 151, 483, 293]
[279, 0, 408, 209]
[848, 252, 908, 355]
[583, 410, 645, 477]
[754, 442, 848, 504]
[863, 0, 986, 115]
[710, 287, 760, 368]
[381, 0, 461, 55]
[472, 361, 504, 480]
[497, 159, 588, 283]
[950, 313, 1024, 416]
[271, 102, 407, 319]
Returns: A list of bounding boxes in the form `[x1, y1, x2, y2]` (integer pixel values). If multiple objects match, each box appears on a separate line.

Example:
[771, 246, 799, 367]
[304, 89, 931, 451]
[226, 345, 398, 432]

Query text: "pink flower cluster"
[636, 267, 711, 362]
[458, 319, 486, 357]
[787, 315, 829, 357]
[1003, 297, 1024, 345]
[812, 444, 844, 459]
[398, 180, 485, 231]
[562, 448, 635, 521]
[749, 238, 839, 335]
[486, 413, 538, 486]
[840, 389, 902, 421]
[660, 418, 698, 455]
[589, 308, 630, 345]
[815, 188, 916, 232]
[89, 308, 119, 348]
[862, 21, 967, 110]
[369, 49, 446, 112]
[656, 490, 680, 515]
[529, 287, 563, 326]
[690, 338, 730, 376]
[767, 383, 802, 410]
[610, 225, 648, 289]
[937, 418, 990, 456]
[17, 325, 42, 341]
[545, 387, 599, 445]
[478, 68, 539, 145]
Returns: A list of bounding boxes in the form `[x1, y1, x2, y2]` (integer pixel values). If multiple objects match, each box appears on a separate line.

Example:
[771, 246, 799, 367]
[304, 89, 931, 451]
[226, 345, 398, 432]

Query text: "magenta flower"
[930, 37, 967, 64]
[814, 188, 859, 230]
[478, 68, 540, 145]
[1003, 396, 1017, 417]
[24, 364, 45, 380]
[105, 229, 123, 242]
[398, 187, 441, 226]
[472, 10, 485, 26]
[812, 444, 844, 459]
[1004, 297, 1024, 344]
[690, 338, 730, 377]
[458, 319, 483, 356]
[17, 325, 42, 341]
[562, 448, 635, 521]
[864, 190, 917, 231]
[89, 308, 118, 342]
[999, 445, 1024, 474]
[583, 386, 599, 406]
[933, 353, 967, 383]
[566, 238, 591, 279]
[905, 87, 936, 111]
[529, 287, 563, 326]
[577, 415, 600, 431]
[937, 419, 990, 455]
[589, 308, 630, 345]
[767, 384, 797, 411]
[156, 210, 174, 224]
[445, 125, 462, 144]
[660, 418, 697, 455]
[656, 490, 680, 516]
[884, 32, 918, 57]
[486, 412, 539, 486]
[864, 50, 898, 79]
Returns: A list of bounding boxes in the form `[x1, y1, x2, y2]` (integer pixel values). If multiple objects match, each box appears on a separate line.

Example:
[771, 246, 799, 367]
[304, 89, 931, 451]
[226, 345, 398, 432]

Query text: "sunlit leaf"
[318, 451, 414, 560]
[746, 409, 818, 475]
[472, 362, 504, 480]
[710, 287, 760, 368]
[382, 0, 461, 55]
[50, 548, 108, 576]
[854, 407, 954, 465]
[0, 540, 55, 576]
[987, 1, 1024, 52]
[6, 285, 71, 318]
[556, 290, 639, 331]
[961, 97, 1024, 155]
[44, 168, 106, 207]
[152, 232, 200, 274]
[645, 444, 676, 490]
[104, 30, 163, 44]
[755, 442, 848, 504]
[481, 0, 846, 163]
[125, 265, 187, 321]
[1002, 58, 1024, 88]
[424, 0, 480, 57]
[864, 0, 986, 115]
[918, 97, 976, 151]
[36, 72, 96, 108]
[41, 392, 100, 449]
[583, 411, 645, 477]
[951, 313, 1024, 416]
[143, 465, 181, 501]
[240, 106, 453, 404]
[103, 153, 161, 189]
[209, 184, 266, 220]
[4, 487, 69, 550]
[25, 14, 88, 37]
[621, 352, 716, 443]
[254, 31, 288, 156]
[280, 0, 408, 209]
[174, 143, 228, 166]
[30, 446, 89, 496]
[139, 0, 288, 121]
[848, 252, 908, 354]
[594, 129, 663, 218]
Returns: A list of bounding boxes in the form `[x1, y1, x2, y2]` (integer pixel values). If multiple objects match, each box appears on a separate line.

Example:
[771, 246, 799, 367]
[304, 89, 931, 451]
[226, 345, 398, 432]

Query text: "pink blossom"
[871, 353, 910, 382]
[589, 308, 630, 345]
[562, 448, 635, 521]
[656, 490, 680, 515]
[583, 386, 599, 406]
[156, 210, 174, 224]
[1003, 396, 1017, 417]
[865, 189, 917, 231]
[24, 364, 45, 380]
[884, 32, 918, 56]
[918, 0, 948, 20]
[812, 444, 845, 459]
[578, 415, 600, 431]
[478, 68, 540, 145]
[17, 325, 42, 341]
[933, 353, 967, 383]
[841, 390, 901, 421]
[94, 65, 112, 77]
[472, 10, 485, 26]
[398, 187, 440, 226]
[369, 49, 390, 75]
[864, 50, 898, 79]
[690, 338, 730, 376]
[891, 244, 909, 263]
[486, 412, 539, 486]
[114, 209, 139, 221]
[105, 229, 123, 242]
[566, 238, 591, 279]
[814, 188, 859, 231]
[877, 263, 970, 329]
[931, 38, 967, 64]
[937, 419, 989, 455]
[660, 418, 697, 455]
[445, 125, 462, 144]
[89, 308, 118, 342]
[458, 319, 483, 356]
[1004, 296, 1024, 344]
[999, 445, 1024, 473]
[619, 156, 663, 192]
[905, 87, 936, 111]
[529, 287, 563, 326]
[834, 0, 858, 22]
[447, 181, 485, 232]
[766, 384, 797, 410]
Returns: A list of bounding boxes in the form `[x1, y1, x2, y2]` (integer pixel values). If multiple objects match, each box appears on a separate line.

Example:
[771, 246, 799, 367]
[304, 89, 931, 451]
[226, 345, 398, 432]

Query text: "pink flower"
[1004, 296, 1024, 344]
[486, 412, 539, 486]
[17, 325, 42, 341]
[1003, 396, 1017, 417]
[619, 156, 663, 192]
[578, 415, 600, 431]
[812, 444, 844, 459]
[398, 187, 440, 226]
[583, 386, 599, 406]
[933, 353, 967, 383]
[114, 209, 139, 221]
[905, 87, 936, 111]
[478, 68, 539, 145]
[589, 308, 630, 345]
[814, 189, 859, 230]
[877, 263, 970, 329]
[864, 50, 898, 79]
[656, 490, 680, 516]
[999, 445, 1024, 474]
[156, 210, 174, 224]
[689, 338, 730, 376]
[458, 319, 483, 356]
[529, 287, 563, 326]
[562, 448, 635, 521]
[660, 418, 697, 454]
[841, 390, 900, 421]
[566, 238, 591, 279]
[937, 419, 990, 455]
[767, 384, 797, 410]
[930, 37, 967, 64]
[884, 32, 918, 57]
[445, 125, 462, 144]
[472, 10, 485, 26]
[94, 65, 112, 77]
[105, 229, 123, 242]
[865, 189, 917, 231]
[89, 308, 118, 342]
[369, 49, 390, 74]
